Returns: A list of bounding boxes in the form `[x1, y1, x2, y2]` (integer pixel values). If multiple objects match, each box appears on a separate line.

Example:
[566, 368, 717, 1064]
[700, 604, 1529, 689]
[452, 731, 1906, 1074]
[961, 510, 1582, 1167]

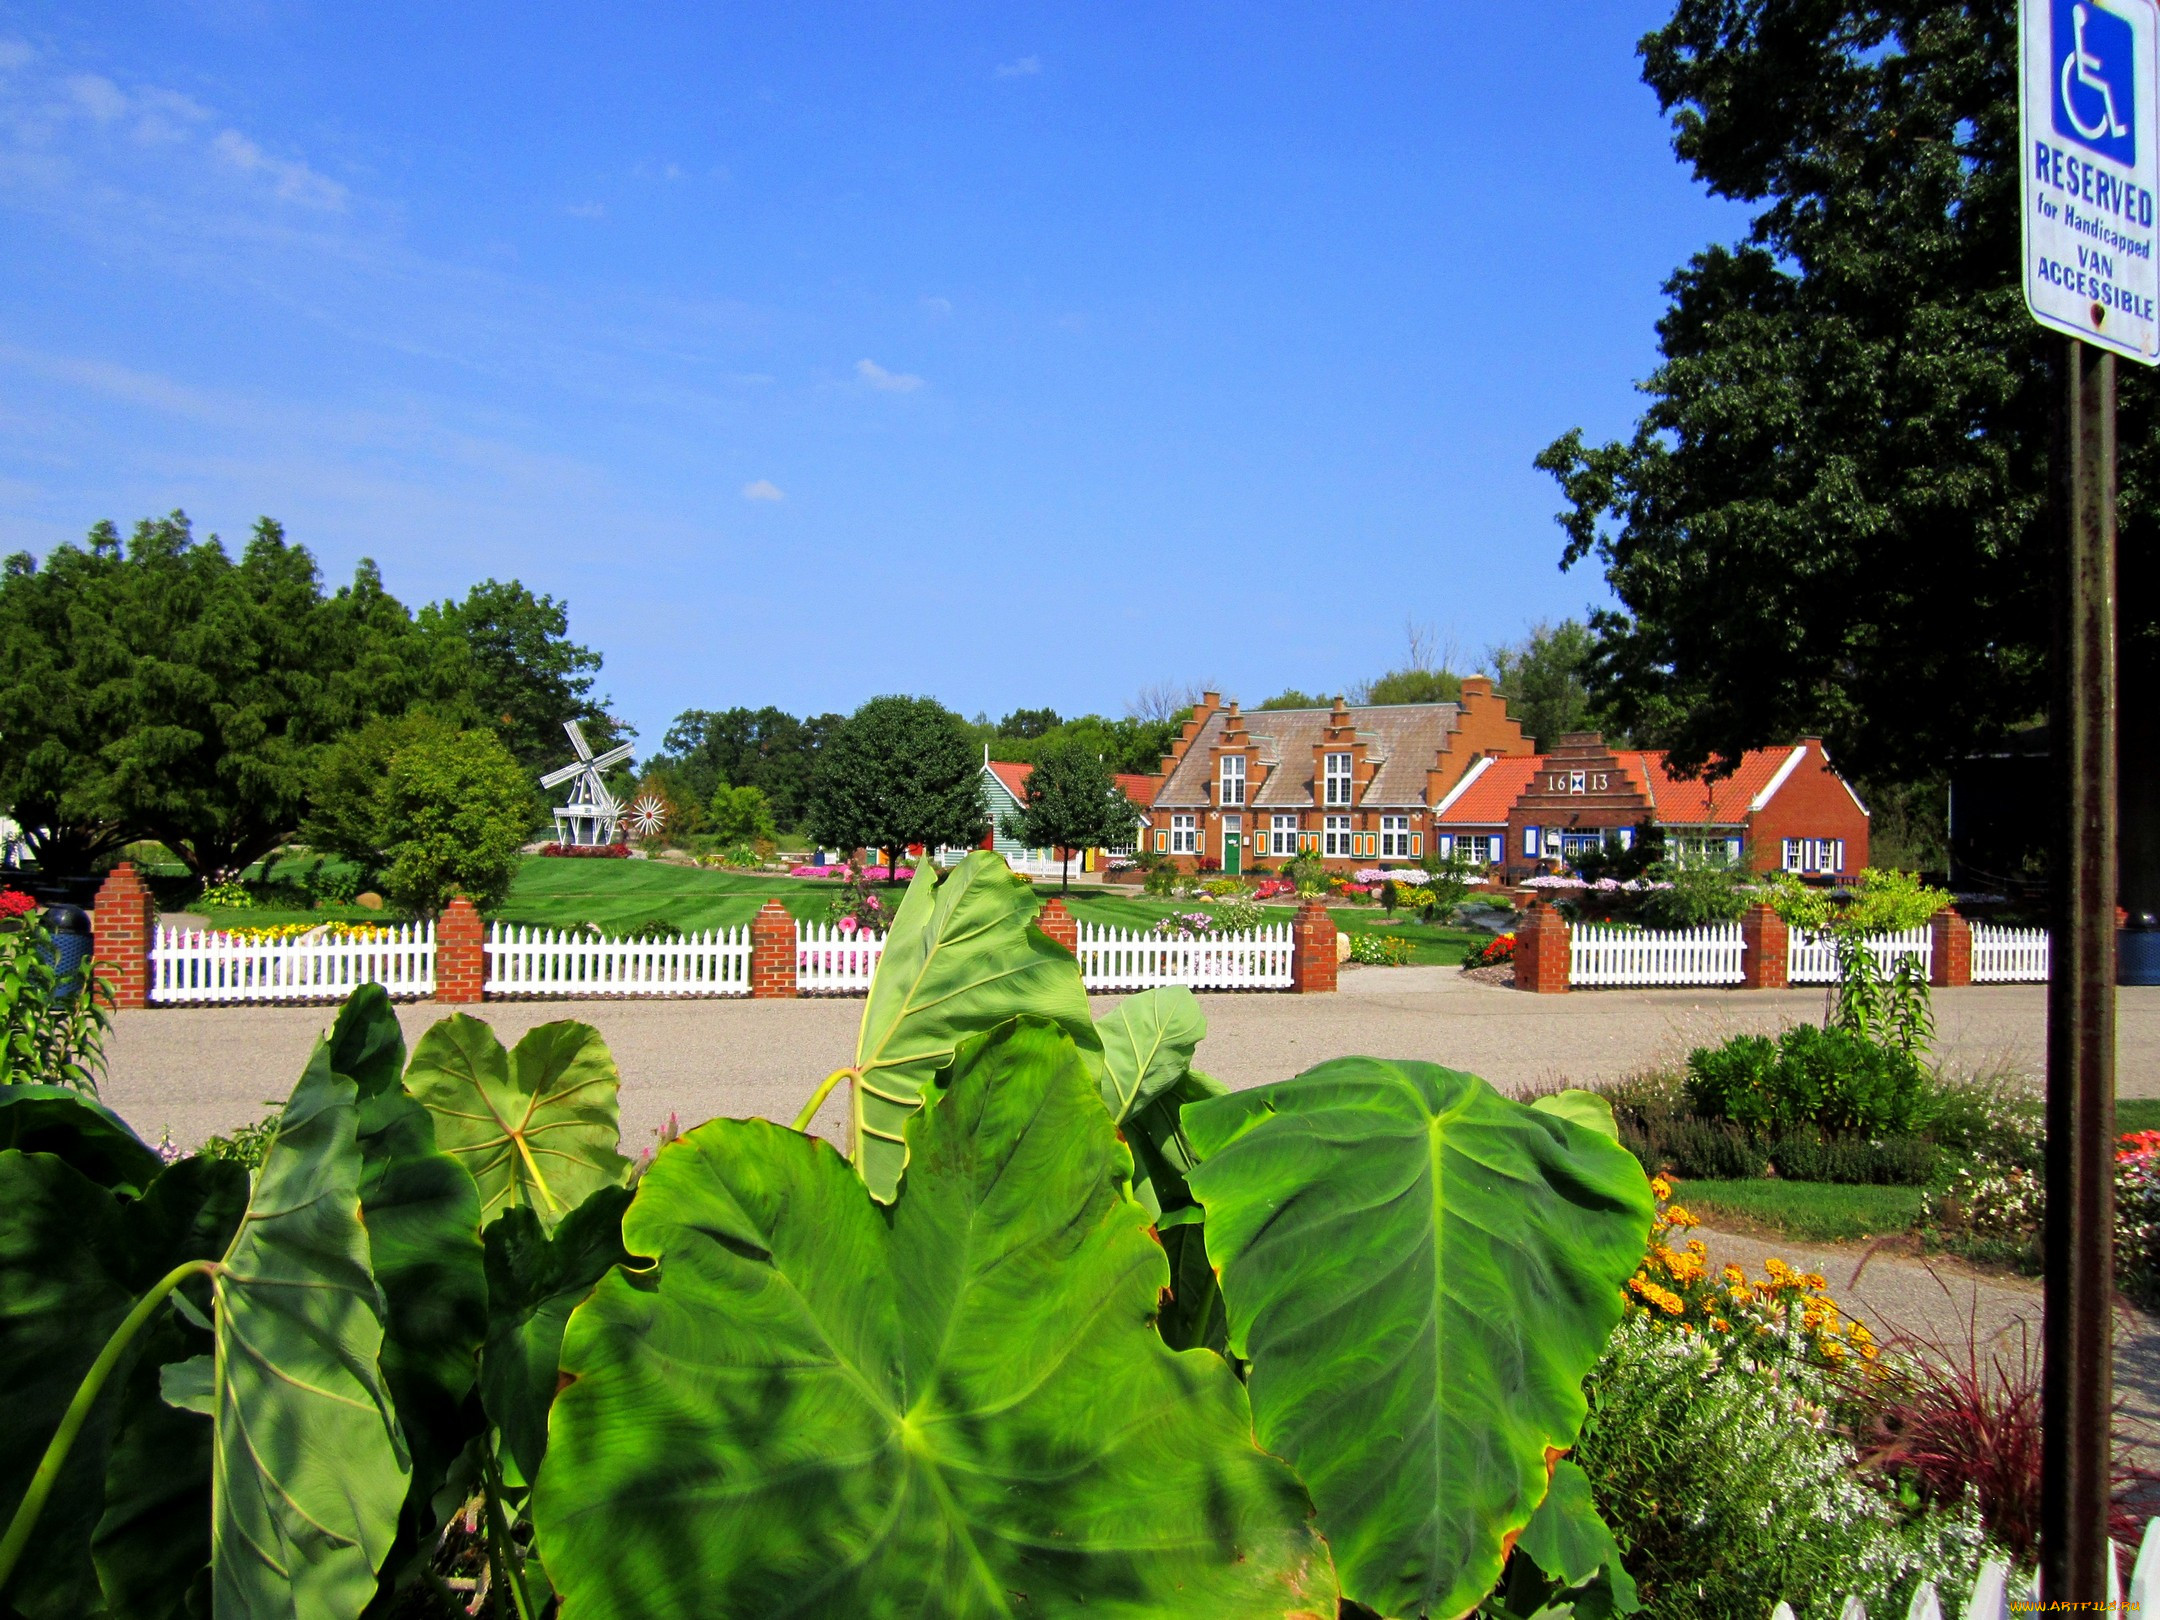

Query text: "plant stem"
[0, 1258, 219, 1599]
[481, 1444, 538, 1620]
[791, 1066, 854, 1132]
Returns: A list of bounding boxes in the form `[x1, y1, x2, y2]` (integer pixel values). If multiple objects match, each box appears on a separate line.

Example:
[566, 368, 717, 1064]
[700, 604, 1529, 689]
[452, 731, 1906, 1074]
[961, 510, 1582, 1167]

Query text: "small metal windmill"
[541, 720, 635, 846]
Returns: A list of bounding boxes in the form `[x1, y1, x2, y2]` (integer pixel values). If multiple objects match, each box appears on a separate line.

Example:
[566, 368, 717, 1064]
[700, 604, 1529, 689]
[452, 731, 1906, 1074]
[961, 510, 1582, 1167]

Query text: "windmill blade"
[563, 719, 593, 760]
[539, 762, 588, 789]
[588, 742, 635, 772]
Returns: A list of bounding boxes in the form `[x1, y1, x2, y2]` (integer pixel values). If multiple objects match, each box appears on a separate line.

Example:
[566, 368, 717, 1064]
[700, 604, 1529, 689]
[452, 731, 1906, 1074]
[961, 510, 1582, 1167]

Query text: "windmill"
[541, 720, 635, 846]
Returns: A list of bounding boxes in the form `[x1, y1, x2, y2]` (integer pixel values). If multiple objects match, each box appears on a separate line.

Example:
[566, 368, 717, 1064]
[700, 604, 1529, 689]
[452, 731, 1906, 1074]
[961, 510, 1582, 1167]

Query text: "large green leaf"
[1125, 1068, 1231, 1355]
[1510, 1460, 1637, 1616]
[479, 1184, 631, 1484]
[405, 1015, 629, 1228]
[0, 1085, 162, 1197]
[536, 1019, 1336, 1619]
[1095, 986, 1206, 1123]
[849, 852, 1098, 1202]
[198, 1046, 410, 1620]
[91, 1310, 216, 1620]
[335, 991, 488, 1597]
[1184, 1059, 1656, 1619]
[0, 1153, 244, 1620]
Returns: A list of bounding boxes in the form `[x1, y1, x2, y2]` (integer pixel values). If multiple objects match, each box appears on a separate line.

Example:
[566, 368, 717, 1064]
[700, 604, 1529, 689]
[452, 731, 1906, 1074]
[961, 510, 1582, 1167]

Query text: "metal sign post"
[2020, 0, 2157, 1598]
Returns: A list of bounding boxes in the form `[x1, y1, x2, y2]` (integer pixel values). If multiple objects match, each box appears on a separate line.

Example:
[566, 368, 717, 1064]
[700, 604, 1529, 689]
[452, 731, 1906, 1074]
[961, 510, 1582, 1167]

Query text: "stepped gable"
[1512, 733, 1657, 831]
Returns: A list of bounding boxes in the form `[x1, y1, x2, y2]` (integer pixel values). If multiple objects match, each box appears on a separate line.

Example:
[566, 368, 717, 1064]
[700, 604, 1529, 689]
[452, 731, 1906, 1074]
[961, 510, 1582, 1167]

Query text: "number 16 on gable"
[2022, 0, 2160, 361]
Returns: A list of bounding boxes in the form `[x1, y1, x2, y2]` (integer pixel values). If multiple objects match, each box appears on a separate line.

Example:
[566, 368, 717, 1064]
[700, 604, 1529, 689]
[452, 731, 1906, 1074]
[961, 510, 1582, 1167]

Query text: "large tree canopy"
[1538, 0, 2160, 784]
[648, 706, 842, 831]
[0, 513, 617, 878]
[807, 695, 986, 863]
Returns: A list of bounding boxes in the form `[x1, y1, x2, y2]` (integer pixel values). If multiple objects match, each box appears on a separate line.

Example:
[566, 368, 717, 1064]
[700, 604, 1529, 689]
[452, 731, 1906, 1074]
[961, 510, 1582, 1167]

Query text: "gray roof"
[1154, 702, 1464, 810]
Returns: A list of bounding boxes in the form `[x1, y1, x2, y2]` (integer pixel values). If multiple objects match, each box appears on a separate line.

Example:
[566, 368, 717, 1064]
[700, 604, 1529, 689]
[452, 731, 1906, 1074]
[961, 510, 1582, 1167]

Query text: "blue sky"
[0, 3, 1745, 746]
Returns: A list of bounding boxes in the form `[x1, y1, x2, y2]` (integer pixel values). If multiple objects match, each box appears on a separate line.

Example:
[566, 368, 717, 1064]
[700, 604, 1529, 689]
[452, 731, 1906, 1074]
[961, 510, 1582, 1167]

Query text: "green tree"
[0, 515, 415, 879]
[375, 724, 535, 914]
[707, 783, 778, 846]
[651, 706, 840, 830]
[1488, 620, 1605, 749]
[1533, 1, 2160, 787]
[807, 696, 986, 866]
[417, 580, 619, 773]
[999, 739, 1141, 891]
[1256, 689, 1327, 711]
[1360, 669, 1462, 706]
[996, 707, 1062, 740]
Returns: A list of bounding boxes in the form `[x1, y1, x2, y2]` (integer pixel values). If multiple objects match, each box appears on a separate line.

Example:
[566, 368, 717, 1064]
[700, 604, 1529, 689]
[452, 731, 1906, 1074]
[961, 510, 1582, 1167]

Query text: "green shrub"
[1143, 862, 1178, 897]
[197, 878, 254, 910]
[1348, 932, 1415, 966]
[1767, 1131, 1939, 1187]
[1618, 1115, 1769, 1181]
[1685, 1025, 1933, 1137]
[377, 725, 534, 915]
[0, 915, 115, 1092]
[196, 1110, 282, 1169]
[708, 783, 778, 846]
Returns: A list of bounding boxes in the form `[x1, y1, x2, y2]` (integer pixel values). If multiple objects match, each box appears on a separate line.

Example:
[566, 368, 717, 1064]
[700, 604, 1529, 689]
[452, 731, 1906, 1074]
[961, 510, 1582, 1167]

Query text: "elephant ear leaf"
[1095, 985, 1206, 1123]
[536, 1019, 1335, 1619]
[201, 1041, 410, 1620]
[848, 851, 1097, 1202]
[1184, 1057, 1656, 1619]
[406, 1015, 629, 1228]
[1127, 1067, 1230, 1355]
[480, 1183, 631, 1484]
[0, 1085, 162, 1197]
[1530, 1089, 1621, 1142]
[338, 991, 488, 1590]
[0, 1151, 244, 1620]
[1513, 1459, 1639, 1616]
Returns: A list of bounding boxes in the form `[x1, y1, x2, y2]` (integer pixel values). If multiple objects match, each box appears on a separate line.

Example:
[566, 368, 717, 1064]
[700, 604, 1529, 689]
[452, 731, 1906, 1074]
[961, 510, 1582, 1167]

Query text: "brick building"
[1499, 733, 1870, 882]
[1143, 683, 1533, 873]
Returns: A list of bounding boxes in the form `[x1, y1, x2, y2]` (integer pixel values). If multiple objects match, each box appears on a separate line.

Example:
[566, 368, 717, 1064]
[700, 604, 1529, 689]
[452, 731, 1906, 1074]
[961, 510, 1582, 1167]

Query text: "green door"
[1224, 832, 1242, 876]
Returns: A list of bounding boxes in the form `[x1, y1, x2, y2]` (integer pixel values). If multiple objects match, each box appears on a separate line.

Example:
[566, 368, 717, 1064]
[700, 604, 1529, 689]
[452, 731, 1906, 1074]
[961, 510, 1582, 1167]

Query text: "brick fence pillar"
[1741, 903, 1789, 990]
[1514, 900, 1571, 993]
[91, 861, 152, 1010]
[1292, 900, 1338, 993]
[751, 899, 797, 998]
[1930, 907, 1973, 988]
[1036, 896, 1078, 955]
[436, 895, 485, 1004]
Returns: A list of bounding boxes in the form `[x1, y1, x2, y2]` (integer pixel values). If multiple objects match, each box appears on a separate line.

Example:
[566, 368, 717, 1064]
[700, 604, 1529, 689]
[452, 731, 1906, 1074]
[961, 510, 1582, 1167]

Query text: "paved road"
[97, 969, 2160, 1153]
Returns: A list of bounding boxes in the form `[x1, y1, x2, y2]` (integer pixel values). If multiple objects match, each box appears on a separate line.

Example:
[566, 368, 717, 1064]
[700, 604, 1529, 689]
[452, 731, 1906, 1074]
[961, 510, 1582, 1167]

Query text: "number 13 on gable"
[2023, 0, 2160, 361]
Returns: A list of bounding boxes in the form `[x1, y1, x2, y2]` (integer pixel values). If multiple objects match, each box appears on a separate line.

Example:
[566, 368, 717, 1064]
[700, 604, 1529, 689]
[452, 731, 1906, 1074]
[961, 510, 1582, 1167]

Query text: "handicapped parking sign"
[2023, 0, 2160, 360]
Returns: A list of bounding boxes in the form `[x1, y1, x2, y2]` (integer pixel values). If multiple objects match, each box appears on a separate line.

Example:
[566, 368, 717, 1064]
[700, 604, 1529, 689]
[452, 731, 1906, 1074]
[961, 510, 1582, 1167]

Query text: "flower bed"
[1462, 932, 1515, 968]
[539, 843, 631, 859]
[207, 921, 401, 944]
[0, 888, 35, 920]
[790, 864, 914, 880]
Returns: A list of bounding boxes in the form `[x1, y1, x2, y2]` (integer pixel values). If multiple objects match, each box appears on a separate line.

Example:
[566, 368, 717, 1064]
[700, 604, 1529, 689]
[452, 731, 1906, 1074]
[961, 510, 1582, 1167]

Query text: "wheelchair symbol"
[2063, 2, 2133, 142]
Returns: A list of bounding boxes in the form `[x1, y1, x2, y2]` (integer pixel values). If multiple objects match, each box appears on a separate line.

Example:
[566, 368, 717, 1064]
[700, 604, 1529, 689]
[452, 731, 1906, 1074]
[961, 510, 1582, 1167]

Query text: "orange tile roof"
[986, 760, 1159, 809]
[1620, 746, 1802, 823]
[985, 760, 1032, 800]
[1433, 754, 1542, 824]
[1115, 773, 1159, 807]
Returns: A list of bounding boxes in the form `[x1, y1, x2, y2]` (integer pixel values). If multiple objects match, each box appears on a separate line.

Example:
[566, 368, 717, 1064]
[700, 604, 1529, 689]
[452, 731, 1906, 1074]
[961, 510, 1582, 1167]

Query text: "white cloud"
[67, 74, 127, 122]
[564, 200, 607, 218]
[919, 295, 952, 316]
[995, 55, 1041, 78]
[855, 358, 923, 393]
[741, 479, 784, 501]
[211, 128, 346, 209]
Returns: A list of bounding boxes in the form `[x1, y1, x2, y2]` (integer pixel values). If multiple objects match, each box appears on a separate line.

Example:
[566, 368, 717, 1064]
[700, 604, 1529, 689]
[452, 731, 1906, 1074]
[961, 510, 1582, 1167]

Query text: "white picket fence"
[149, 923, 436, 1004]
[1075, 921, 1295, 991]
[1776, 1514, 2159, 1619]
[796, 922, 886, 994]
[145, 915, 1306, 1003]
[1971, 921, 2050, 983]
[483, 923, 752, 998]
[1569, 921, 1745, 987]
[1787, 927, 1933, 985]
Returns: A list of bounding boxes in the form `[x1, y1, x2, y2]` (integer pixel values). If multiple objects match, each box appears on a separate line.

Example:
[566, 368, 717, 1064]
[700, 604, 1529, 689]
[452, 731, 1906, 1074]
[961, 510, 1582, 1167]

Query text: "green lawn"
[1057, 891, 1485, 965]
[1671, 1178, 1927, 1244]
[491, 858, 850, 932]
[2119, 1098, 2160, 1136]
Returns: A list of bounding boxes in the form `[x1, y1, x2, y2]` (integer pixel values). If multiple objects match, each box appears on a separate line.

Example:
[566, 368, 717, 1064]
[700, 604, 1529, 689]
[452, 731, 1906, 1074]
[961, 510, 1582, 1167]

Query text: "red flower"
[0, 889, 35, 919]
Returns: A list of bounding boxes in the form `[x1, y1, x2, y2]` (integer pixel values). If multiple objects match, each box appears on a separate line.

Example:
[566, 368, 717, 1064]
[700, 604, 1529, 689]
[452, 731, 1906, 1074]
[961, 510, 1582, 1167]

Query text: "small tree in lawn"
[807, 696, 986, 874]
[1000, 738, 1139, 892]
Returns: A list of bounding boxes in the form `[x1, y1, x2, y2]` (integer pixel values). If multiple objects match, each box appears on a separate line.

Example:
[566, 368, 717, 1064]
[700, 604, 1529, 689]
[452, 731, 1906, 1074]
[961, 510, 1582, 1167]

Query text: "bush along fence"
[89, 863, 1337, 1006]
[1514, 899, 2049, 993]
[1774, 1514, 2160, 1619]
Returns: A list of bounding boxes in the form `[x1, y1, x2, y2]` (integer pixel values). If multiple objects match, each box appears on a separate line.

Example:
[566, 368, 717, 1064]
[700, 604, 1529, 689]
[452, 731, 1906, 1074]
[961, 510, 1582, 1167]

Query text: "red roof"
[985, 761, 1159, 808]
[1433, 754, 1542, 824]
[1619, 745, 1806, 823]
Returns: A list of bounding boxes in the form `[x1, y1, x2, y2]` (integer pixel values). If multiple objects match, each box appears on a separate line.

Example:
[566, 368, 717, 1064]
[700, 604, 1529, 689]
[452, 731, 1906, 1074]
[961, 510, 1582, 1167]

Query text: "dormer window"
[1324, 752, 1353, 806]
[1221, 755, 1246, 806]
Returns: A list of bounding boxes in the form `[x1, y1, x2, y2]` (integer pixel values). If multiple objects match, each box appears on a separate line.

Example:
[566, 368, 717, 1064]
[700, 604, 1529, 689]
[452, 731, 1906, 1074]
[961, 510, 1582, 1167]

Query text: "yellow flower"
[1722, 1265, 1746, 1285]
[1664, 1205, 1700, 1229]
[1649, 1175, 1673, 1202]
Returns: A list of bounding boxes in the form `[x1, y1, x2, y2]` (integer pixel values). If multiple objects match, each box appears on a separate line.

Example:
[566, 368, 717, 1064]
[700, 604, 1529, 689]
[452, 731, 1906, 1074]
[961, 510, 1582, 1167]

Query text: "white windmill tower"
[541, 720, 636, 846]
